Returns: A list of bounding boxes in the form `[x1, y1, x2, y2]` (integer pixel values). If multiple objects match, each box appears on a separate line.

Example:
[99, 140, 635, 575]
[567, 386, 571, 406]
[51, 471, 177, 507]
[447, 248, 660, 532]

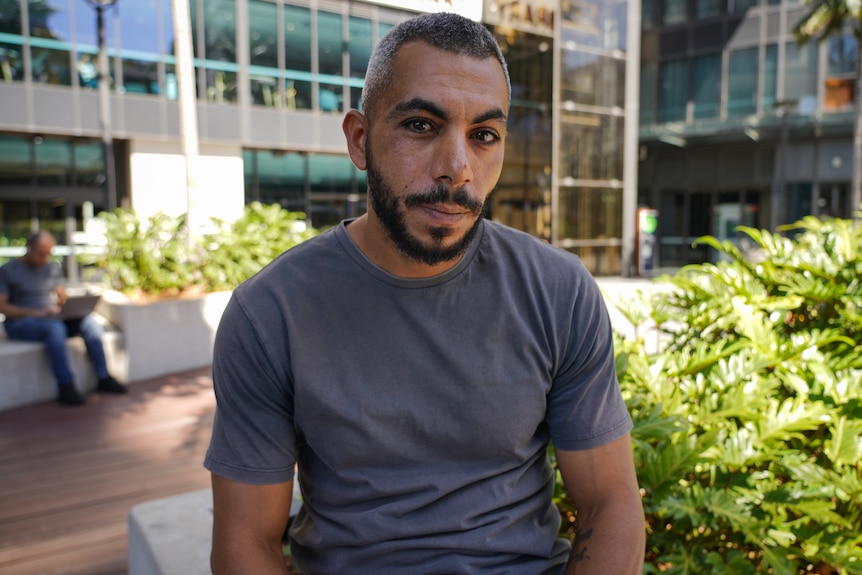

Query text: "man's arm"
[211, 474, 294, 575]
[0, 293, 60, 319]
[556, 433, 645, 575]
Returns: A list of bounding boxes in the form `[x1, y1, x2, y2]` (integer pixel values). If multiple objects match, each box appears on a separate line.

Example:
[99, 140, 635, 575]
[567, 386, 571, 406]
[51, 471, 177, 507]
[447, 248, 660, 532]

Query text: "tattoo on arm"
[573, 527, 594, 563]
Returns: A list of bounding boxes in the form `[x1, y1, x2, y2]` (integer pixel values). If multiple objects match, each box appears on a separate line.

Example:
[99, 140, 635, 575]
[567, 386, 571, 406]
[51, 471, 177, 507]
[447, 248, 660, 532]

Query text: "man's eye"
[473, 130, 500, 144]
[406, 119, 433, 132]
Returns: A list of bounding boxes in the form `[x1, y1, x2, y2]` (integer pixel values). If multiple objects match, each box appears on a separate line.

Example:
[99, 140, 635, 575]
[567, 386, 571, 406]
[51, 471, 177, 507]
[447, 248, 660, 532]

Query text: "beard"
[366, 147, 489, 267]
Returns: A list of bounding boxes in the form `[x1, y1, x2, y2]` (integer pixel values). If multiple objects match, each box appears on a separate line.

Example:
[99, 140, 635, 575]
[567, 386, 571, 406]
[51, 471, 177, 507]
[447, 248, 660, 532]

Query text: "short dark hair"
[26, 230, 55, 247]
[360, 12, 511, 119]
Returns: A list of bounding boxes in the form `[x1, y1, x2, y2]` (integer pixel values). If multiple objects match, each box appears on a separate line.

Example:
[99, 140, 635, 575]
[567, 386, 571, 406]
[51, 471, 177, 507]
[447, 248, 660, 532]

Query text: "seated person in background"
[0, 231, 126, 405]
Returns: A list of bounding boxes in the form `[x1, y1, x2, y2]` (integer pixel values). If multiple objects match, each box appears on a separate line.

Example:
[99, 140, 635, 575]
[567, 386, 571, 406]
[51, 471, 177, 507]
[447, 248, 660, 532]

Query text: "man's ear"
[343, 109, 368, 170]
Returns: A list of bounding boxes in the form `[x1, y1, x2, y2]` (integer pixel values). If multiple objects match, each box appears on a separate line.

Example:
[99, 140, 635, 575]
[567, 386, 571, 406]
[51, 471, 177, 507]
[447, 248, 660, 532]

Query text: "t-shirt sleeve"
[545, 270, 632, 451]
[204, 290, 297, 484]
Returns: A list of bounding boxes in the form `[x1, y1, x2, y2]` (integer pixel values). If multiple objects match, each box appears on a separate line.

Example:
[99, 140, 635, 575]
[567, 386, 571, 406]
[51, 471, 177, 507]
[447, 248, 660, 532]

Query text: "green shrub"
[85, 203, 317, 297]
[556, 216, 862, 574]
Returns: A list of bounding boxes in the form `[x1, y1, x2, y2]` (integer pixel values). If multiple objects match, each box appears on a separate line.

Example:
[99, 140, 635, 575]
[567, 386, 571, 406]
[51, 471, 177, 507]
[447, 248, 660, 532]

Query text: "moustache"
[403, 185, 485, 215]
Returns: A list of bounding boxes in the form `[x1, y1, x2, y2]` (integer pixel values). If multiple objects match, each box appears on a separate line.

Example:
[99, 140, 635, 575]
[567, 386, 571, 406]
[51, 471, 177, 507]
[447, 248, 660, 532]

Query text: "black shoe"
[58, 384, 86, 406]
[97, 376, 128, 394]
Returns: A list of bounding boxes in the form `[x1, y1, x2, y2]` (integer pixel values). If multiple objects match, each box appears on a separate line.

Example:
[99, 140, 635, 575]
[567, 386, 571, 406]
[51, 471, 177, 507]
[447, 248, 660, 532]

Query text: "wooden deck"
[0, 367, 216, 575]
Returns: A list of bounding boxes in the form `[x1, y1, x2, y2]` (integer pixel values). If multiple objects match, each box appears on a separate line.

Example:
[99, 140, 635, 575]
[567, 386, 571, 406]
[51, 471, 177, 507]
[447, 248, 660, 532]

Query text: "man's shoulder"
[235, 227, 340, 292]
[481, 220, 588, 270]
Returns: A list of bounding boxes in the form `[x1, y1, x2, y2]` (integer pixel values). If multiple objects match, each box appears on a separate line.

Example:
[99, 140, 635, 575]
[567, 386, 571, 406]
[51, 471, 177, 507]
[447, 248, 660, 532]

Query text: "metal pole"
[94, 2, 118, 211]
[172, 0, 201, 246]
[771, 108, 790, 231]
[621, 0, 642, 277]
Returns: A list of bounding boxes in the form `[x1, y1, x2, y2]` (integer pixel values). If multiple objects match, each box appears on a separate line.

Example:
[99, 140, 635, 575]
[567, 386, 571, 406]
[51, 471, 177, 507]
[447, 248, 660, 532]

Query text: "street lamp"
[84, 0, 119, 211]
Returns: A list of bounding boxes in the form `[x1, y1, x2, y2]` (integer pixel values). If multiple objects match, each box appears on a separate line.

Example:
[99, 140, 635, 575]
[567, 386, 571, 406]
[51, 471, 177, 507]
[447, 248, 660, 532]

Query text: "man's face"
[25, 237, 55, 268]
[360, 42, 509, 267]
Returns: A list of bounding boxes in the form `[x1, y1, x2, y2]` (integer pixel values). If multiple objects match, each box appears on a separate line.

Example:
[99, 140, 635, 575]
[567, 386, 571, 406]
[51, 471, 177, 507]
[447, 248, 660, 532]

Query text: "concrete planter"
[96, 290, 232, 382]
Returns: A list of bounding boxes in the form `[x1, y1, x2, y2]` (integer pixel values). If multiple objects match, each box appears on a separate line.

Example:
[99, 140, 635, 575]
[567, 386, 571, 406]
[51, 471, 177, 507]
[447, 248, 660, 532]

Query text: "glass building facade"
[639, 0, 856, 268]
[0, 0, 635, 276]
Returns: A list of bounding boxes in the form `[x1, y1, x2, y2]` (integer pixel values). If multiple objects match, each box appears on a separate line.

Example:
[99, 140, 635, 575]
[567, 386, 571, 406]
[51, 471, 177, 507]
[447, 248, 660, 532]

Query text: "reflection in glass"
[35, 138, 72, 186]
[639, 62, 657, 125]
[561, 0, 626, 50]
[285, 4, 311, 73]
[74, 141, 103, 186]
[30, 0, 71, 41]
[0, 134, 31, 185]
[255, 150, 306, 211]
[784, 41, 817, 108]
[349, 16, 372, 79]
[285, 79, 311, 110]
[561, 51, 624, 108]
[162, 0, 174, 55]
[560, 114, 622, 181]
[165, 64, 178, 100]
[249, 0, 277, 68]
[76, 51, 98, 87]
[122, 59, 159, 94]
[204, 0, 237, 63]
[317, 11, 342, 76]
[206, 69, 237, 103]
[728, 47, 757, 117]
[659, 59, 686, 122]
[763, 44, 777, 110]
[120, 0, 159, 53]
[691, 53, 720, 119]
[249, 0, 277, 107]
[558, 186, 622, 274]
[828, 34, 857, 75]
[663, 0, 688, 25]
[0, 43, 24, 82]
[32, 46, 72, 85]
[319, 83, 341, 112]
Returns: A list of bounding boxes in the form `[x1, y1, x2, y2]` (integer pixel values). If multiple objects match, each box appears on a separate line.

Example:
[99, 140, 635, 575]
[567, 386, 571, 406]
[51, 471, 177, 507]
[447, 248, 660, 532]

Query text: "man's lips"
[418, 204, 470, 224]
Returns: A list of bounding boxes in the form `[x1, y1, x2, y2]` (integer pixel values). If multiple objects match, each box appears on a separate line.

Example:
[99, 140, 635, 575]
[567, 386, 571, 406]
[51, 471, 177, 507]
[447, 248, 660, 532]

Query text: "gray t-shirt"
[0, 258, 63, 309]
[204, 220, 632, 575]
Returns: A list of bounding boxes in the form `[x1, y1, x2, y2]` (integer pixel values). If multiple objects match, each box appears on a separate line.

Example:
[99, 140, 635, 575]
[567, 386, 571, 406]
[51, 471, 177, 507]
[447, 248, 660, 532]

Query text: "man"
[0, 231, 126, 405]
[205, 12, 644, 575]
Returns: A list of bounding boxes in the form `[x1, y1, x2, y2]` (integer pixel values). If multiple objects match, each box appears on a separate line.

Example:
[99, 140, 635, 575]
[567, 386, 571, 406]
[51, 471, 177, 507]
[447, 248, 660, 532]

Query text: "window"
[642, 0, 657, 30]
[349, 16, 372, 109]
[826, 35, 857, 111]
[663, 0, 688, 25]
[784, 40, 817, 111]
[317, 11, 342, 76]
[249, 0, 278, 107]
[827, 34, 856, 75]
[691, 53, 720, 119]
[728, 48, 758, 117]
[659, 59, 687, 122]
[640, 62, 657, 125]
[763, 44, 777, 110]
[695, 0, 722, 19]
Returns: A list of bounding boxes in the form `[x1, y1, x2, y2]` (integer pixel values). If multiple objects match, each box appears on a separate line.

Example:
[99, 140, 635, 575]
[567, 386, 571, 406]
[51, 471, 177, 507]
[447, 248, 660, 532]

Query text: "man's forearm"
[0, 303, 52, 319]
[211, 540, 290, 575]
[564, 503, 645, 574]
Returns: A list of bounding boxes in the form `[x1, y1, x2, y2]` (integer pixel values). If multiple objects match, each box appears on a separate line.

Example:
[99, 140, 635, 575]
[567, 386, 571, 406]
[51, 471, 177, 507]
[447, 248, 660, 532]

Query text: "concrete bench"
[0, 318, 124, 410]
[128, 485, 303, 575]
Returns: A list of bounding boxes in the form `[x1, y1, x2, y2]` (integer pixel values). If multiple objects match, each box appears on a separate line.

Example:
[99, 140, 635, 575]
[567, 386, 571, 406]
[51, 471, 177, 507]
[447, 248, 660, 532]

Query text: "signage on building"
[484, 0, 555, 36]
[363, 0, 483, 21]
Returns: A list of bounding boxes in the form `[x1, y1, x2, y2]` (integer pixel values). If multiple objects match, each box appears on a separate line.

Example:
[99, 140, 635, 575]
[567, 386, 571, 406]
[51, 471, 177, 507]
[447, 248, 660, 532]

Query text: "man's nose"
[434, 135, 473, 188]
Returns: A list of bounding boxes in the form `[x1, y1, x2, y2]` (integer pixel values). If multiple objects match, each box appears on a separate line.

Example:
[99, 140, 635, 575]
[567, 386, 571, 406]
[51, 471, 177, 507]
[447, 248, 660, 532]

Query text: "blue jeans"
[4, 314, 109, 387]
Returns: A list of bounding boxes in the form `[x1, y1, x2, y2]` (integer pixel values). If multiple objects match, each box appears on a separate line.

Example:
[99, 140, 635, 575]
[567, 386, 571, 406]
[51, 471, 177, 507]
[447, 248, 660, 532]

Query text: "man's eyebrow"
[391, 98, 449, 122]
[390, 98, 508, 126]
[472, 108, 507, 126]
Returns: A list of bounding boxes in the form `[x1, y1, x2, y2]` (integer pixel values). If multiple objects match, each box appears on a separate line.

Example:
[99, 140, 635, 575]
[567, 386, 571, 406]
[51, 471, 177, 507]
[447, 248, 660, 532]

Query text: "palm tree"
[794, 0, 862, 218]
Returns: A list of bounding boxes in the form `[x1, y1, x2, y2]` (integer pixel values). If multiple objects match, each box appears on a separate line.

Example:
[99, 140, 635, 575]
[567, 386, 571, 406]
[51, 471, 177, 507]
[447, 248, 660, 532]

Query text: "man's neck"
[345, 215, 465, 279]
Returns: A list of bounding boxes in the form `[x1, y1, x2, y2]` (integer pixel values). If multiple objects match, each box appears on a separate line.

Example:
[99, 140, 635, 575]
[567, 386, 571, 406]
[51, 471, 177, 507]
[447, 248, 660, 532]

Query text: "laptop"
[58, 293, 102, 320]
